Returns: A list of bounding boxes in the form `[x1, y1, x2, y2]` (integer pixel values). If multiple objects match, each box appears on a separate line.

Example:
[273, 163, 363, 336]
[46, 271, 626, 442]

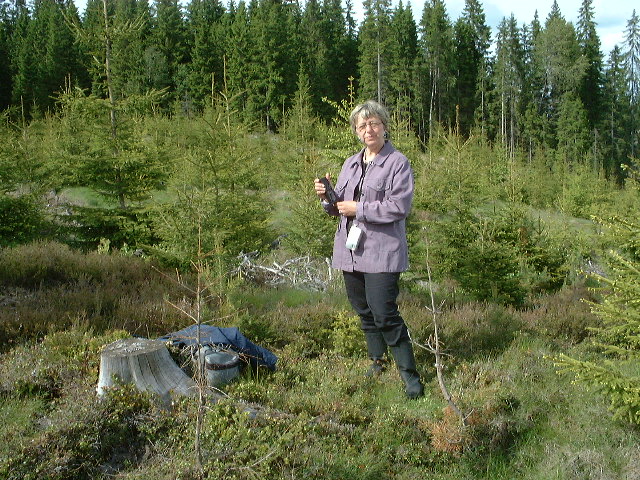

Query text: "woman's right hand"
[314, 173, 331, 201]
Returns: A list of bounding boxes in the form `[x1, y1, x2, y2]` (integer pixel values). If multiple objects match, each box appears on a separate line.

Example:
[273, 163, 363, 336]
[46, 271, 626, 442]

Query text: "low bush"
[431, 302, 523, 363]
[0, 242, 193, 349]
[0, 194, 49, 248]
[0, 384, 172, 480]
[1, 247, 639, 480]
[520, 283, 598, 343]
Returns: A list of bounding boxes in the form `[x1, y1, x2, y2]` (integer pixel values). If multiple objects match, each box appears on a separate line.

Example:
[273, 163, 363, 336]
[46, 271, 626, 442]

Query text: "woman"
[313, 100, 423, 399]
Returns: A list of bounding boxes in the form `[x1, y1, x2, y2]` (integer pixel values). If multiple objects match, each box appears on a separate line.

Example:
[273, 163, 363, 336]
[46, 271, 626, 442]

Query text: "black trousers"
[342, 271, 410, 347]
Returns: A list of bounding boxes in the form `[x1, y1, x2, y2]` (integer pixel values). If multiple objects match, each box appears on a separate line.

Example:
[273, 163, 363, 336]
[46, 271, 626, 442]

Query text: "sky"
[351, 0, 637, 56]
[71, 0, 636, 56]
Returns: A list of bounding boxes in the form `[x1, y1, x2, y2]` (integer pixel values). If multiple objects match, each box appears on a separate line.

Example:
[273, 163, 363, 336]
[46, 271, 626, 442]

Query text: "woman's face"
[355, 115, 386, 151]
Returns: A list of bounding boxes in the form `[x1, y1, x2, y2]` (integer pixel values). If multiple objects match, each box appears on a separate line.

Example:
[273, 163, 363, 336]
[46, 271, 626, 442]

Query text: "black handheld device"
[319, 177, 338, 206]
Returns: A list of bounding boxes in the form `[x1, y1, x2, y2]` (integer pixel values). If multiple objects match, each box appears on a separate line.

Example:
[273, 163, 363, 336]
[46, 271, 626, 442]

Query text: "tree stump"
[97, 337, 197, 403]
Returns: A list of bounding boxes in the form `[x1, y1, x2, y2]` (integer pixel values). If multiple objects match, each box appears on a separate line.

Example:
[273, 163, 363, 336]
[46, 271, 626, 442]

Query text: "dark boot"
[364, 331, 388, 377]
[390, 341, 424, 399]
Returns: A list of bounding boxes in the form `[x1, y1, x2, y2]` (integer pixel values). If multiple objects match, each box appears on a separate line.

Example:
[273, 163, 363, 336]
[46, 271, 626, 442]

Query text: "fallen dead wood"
[233, 253, 333, 291]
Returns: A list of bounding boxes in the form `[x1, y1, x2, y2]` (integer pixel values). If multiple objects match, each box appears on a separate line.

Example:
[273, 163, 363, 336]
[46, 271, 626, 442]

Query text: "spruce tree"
[387, 1, 417, 118]
[225, 1, 252, 123]
[322, 0, 358, 110]
[417, 0, 454, 140]
[577, 0, 604, 134]
[0, 2, 15, 109]
[243, 0, 297, 130]
[602, 46, 632, 179]
[79, 0, 151, 100]
[150, 0, 188, 103]
[280, 70, 336, 258]
[7, 0, 85, 115]
[556, 91, 591, 165]
[152, 93, 272, 266]
[185, 0, 225, 110]
[520, 12, 546, 157]
[534, 5, 587, 150]
[300, 0, 331, 113]
[452, 0, 490, 136]
[493, 15, 525, 158]
[623, 10, 640, 158]
[554, 217, 640, 426]
[357, 0, 392, 103]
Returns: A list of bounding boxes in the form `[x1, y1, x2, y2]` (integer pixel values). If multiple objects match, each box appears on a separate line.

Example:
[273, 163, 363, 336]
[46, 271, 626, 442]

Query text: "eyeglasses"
[356, 121, 382, 133]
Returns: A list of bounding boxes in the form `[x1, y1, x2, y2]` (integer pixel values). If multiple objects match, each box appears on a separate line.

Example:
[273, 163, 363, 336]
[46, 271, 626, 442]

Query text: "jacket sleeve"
[356, 156, 413, 225]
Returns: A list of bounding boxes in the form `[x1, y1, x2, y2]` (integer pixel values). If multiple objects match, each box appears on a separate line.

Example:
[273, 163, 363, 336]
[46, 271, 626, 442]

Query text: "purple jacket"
[323, 141, 414, 273]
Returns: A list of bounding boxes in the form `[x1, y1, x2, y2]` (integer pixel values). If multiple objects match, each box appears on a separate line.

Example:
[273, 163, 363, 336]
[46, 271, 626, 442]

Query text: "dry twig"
[413, 248, 467, 426]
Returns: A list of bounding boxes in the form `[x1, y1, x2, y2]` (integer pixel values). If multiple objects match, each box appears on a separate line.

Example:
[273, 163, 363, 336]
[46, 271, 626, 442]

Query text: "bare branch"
[422, 246, 467, 426]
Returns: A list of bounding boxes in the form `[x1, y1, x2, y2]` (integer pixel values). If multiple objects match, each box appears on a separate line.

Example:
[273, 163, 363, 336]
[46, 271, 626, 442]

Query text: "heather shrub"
[520, 283, 598, 343]
[0, 242, 191, 348]
[0, 241, 157, 288]
[432, 302, 523, 362]
[0, 327, 129, 399]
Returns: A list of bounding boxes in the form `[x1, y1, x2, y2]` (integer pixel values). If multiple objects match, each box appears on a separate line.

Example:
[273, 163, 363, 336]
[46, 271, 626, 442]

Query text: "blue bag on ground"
[158, 325, 277, 371]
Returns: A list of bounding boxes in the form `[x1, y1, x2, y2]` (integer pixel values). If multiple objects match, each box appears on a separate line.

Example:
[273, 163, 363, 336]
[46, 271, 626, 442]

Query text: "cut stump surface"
[97, 337, 197, 401]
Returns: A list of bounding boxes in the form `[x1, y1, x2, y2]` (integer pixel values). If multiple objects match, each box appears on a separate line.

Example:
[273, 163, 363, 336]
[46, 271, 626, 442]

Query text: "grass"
[0, 397, 47, 459]
[0, 242, 638, 479]
[59, 187, 116, 209]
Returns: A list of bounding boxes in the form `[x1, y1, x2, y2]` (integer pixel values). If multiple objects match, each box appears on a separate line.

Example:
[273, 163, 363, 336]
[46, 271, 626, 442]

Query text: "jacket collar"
[352, 141, 394, 168]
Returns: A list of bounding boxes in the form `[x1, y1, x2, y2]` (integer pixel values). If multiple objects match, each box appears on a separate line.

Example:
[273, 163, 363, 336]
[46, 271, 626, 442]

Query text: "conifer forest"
[0, 0, 639, 173]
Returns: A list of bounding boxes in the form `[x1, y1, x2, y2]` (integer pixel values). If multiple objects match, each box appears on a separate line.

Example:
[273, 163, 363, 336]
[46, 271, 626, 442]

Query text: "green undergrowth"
[1, 309, 639, 479]
[0, 244, 638, 479]
[0, 241, 199, 351]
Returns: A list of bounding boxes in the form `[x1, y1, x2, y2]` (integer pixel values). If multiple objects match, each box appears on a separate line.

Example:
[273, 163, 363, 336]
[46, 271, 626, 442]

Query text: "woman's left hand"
[336, 201, 357, 217]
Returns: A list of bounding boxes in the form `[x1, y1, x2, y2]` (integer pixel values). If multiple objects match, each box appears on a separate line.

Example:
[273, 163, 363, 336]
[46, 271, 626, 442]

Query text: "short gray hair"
[349, 100, 390, 134]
